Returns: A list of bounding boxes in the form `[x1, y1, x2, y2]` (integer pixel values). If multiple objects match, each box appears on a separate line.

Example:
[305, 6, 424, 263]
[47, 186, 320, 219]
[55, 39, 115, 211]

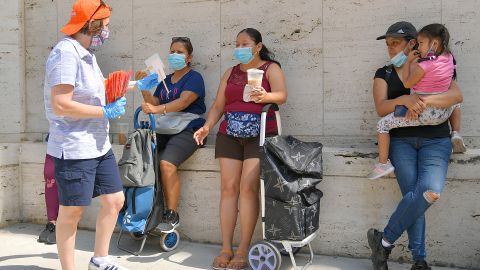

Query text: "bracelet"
[163, 104, 167, 115]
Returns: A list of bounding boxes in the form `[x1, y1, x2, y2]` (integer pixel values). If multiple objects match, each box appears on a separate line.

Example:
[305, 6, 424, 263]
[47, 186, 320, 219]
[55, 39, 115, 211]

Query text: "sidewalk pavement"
[0, 223, 463, 270]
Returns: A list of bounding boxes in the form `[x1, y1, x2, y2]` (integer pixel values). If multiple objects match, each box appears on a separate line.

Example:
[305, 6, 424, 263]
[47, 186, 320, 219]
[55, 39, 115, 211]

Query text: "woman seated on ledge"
[136, 36, 206, 232]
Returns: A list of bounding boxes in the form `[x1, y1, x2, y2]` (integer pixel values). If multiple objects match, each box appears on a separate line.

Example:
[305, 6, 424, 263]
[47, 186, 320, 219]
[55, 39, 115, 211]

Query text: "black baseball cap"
[376, 21, 417, 40]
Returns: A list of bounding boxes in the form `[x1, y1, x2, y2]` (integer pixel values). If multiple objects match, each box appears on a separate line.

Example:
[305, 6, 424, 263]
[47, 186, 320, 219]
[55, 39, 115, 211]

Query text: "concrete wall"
[10, 0, 480, 143]
[0, 144, 21, 228]
[8, 143, 480, 269]
[0, 0, 23, 227]
[0, 0, 25, 142]
[1, 0, 480, 268]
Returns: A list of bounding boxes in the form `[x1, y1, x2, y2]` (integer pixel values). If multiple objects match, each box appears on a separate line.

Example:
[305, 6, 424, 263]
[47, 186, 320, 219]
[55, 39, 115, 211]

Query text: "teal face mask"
[390, 50, 408, 67]
[234, 47, 254, 64]
[168, 53, 187, 71]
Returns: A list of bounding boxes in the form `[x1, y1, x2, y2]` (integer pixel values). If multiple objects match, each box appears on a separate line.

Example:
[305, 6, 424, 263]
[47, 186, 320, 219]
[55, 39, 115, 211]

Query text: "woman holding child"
[367, 21, 464, 270]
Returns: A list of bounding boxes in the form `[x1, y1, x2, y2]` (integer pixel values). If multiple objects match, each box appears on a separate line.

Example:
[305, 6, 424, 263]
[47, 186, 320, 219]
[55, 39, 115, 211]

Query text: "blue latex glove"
[136, 72, 159, 91]
[102, 97, 127, 119]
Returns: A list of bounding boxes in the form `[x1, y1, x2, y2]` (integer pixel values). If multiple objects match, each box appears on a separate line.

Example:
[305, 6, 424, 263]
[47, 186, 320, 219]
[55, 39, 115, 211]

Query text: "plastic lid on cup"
[247, 68, 264, 74]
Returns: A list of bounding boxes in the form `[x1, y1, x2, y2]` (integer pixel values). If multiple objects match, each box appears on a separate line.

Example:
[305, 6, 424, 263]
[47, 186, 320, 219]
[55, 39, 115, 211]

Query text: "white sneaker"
[367, 160, 395, 180]
[88, 256, 130, 270]
[451, 131, 466, 153]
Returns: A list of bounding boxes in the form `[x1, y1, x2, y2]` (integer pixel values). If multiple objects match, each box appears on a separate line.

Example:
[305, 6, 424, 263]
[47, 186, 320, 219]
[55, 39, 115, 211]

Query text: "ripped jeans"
[384, 137, 452, 261]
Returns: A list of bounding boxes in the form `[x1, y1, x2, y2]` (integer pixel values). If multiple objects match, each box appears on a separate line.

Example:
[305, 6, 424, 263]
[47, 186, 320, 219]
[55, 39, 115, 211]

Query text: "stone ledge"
[0, 144, 20, 166]
[0, 144, 21, 228]
[17, 142, 480, 181]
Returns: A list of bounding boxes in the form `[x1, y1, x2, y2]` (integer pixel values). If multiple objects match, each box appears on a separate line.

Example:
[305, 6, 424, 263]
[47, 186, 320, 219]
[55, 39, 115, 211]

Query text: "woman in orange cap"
[43, 1, 130, 270]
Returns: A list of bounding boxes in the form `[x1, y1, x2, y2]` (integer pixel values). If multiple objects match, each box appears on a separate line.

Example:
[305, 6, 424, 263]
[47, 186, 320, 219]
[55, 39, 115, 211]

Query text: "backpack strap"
[452, 54, 457, 80]
[131, 187, 137, 215]
[385, 64, 393, 82]
[120, 187, 129, 213]
[136, 130, 148, 175]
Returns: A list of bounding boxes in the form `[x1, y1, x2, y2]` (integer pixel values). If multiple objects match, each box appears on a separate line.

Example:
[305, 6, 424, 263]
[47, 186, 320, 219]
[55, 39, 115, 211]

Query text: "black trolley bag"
[248, 104, 323, 270]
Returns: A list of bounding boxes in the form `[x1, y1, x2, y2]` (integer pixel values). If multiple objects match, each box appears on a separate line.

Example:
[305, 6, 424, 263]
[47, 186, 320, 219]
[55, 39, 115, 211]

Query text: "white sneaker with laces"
[88, 256, 130, 270]
[451, 131, 466, 153]
[367, 160, 395, 180]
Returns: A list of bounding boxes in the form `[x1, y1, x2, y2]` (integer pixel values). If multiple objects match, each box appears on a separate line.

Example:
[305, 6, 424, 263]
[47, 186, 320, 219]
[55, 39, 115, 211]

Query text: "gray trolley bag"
[248, 104, 323, 270]
[116, 107, 180, 255]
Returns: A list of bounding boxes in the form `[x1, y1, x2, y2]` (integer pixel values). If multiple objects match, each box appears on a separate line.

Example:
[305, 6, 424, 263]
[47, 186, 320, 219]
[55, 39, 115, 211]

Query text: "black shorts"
[214, 132, 260, 161]
[156, 128, 201, 167]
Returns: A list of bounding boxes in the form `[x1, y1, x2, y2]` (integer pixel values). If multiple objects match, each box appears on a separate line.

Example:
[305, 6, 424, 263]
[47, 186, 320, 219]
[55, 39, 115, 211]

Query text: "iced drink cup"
[247, 68, 264, 87]
[244, 68, 264, 102]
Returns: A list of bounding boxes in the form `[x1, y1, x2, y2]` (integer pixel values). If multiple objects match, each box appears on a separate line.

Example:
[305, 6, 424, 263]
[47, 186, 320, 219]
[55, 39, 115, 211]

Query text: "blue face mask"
[234, 47, 254, 64]
[390, 50, 408, 67]
[168, 53, 187, 71]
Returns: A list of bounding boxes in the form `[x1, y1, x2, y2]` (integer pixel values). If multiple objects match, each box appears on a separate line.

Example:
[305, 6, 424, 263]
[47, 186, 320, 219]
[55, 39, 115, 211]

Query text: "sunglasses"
[89, 1, 111, 21]
[172, 37, 191, 42]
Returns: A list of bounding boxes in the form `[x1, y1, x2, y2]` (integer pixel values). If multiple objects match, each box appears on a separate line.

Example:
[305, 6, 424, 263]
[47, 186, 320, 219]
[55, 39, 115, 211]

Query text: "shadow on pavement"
[0, 252, 57, 263]
[0, 266, 54, 270]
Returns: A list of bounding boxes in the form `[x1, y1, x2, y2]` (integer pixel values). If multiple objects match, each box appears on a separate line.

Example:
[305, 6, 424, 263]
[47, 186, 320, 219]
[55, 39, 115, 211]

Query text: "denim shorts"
[54, 149, 123, 206]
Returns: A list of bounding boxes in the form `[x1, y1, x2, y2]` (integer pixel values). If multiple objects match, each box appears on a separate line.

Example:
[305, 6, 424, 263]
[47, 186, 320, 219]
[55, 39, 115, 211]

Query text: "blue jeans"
[383, 137, 452, 261]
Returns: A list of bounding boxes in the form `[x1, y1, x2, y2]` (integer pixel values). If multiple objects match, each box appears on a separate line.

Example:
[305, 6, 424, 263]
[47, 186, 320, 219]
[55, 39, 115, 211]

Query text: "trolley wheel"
[273, 242, 302, 256]
[248, 240, 282, 270]
[159, 230, 180, 252]
[130, 231, 145, 241]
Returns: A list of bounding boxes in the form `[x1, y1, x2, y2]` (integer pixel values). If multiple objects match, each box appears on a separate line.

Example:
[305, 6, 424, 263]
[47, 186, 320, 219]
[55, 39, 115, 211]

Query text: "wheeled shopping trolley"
[248, 104, 323, 270]
[116, 107, 180, 255]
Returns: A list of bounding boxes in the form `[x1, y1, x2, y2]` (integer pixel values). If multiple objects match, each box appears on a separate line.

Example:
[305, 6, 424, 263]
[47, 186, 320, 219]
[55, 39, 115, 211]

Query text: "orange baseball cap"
[60, 0, 111, 36]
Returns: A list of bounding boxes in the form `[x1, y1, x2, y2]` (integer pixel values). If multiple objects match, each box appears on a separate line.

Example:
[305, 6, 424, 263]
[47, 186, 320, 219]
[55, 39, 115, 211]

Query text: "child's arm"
[403, 62, 425, 89]
[402, 50, 425, 89]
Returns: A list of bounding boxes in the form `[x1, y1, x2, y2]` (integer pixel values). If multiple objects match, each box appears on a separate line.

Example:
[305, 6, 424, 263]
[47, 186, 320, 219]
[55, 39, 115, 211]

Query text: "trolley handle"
[260, 104, 282, 146]
[261, 103, 279, 113]
[134, 106, 156, 131]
